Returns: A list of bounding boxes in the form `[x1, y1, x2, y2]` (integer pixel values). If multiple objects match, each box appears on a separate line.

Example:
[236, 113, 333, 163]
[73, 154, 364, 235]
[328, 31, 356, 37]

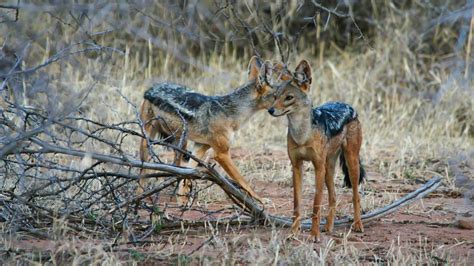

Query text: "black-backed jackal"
[268, 60, 366, 241]
[139, 56, 276, 204]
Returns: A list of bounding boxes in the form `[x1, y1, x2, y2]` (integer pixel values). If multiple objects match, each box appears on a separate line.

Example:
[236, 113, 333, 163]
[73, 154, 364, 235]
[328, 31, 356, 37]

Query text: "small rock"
[454, 215, 474, 230]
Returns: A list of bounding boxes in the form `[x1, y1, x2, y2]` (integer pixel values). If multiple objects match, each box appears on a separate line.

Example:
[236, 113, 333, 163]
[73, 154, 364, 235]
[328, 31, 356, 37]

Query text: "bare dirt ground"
[5, 149, 473, 264]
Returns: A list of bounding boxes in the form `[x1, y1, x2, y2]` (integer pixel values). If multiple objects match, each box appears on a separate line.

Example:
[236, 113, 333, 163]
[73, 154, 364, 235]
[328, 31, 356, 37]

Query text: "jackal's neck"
[216, 81, 260, 125]
[287, 104, 313, 145]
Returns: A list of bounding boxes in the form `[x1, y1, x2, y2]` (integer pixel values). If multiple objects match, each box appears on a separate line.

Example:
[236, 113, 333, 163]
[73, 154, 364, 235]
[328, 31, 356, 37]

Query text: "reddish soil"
[5, 149, 473, 263]
[165, 149, 474, 263]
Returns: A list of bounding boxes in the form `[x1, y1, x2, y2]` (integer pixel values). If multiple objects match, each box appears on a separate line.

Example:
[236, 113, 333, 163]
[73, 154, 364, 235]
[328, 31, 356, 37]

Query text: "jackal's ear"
[257, 60, 273, 87]
[248, 56, 263, 81]
[294, 60, 312, 92]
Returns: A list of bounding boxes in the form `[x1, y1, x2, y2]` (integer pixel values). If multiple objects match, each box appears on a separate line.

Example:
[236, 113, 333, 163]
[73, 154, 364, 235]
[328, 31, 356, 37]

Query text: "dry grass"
[1, 0, 473, 264]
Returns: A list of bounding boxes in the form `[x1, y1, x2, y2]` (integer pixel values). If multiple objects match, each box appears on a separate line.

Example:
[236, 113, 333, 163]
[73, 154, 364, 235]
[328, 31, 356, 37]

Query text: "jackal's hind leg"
[310, 158, 326, 242]
[343, 134, 364, 233]
[137, 100, 159, 197]
[177, 144, 210, 206]
[323, 155, 337, 233]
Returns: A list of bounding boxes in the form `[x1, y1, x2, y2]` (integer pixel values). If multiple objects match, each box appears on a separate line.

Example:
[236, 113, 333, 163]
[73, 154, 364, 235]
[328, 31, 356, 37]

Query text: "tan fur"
[270, 60, 364, 241]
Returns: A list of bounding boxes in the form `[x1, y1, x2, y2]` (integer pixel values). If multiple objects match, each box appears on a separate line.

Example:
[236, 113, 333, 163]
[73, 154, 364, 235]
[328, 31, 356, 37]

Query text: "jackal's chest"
[289, 145, 318, 161]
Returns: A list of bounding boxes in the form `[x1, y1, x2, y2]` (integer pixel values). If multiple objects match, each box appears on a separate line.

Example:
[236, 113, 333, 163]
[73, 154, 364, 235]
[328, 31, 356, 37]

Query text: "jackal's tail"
[156, 127, 176, 145]
[339, 153, 366, 188]
[157, 129, 191, 162]
[140, 99, 174, 143]
[141, 99, 192, 162]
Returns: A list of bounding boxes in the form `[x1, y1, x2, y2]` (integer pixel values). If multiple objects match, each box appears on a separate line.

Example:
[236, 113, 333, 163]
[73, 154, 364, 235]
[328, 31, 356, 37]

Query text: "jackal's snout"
[267, 104, 290, 117]
[268, 107, 275, 115]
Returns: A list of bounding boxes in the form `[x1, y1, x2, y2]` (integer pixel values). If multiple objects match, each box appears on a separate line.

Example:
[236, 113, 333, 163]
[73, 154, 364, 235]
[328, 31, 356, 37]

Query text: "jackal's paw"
[177, 179, 193, 207]
[285, 231, 299, 241]
[136, 186, 145, 196]
[290, 222, 301, 235]
[251, 194, 265, 204]
[286, 225, 302, 241]
[308, 233, 321, 243]
[144, 196, 155, 204]
[352, 221, 364, 233]
[323, 223, 334, 233]
[177, 195, 191, 207]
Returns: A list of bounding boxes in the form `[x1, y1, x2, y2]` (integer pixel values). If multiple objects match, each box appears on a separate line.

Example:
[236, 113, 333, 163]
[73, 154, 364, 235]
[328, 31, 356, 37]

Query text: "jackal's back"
[144, 82, 216, 119]
[312, 102, 358, 138]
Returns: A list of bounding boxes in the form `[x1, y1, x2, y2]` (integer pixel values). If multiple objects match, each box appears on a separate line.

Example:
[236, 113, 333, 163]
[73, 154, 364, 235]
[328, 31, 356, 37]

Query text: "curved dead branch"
[153, 176, 443, 230]
[265, 176, 443, 229]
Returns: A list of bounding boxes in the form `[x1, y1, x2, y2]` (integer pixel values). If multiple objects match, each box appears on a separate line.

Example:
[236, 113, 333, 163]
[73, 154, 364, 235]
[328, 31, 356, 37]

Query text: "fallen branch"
[152, 176, 443, 230]
[313, 175, 442, 229]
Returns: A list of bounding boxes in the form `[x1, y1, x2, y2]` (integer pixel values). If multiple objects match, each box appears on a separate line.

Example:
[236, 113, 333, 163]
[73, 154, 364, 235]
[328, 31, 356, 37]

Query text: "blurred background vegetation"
[0, 0, 472, 180]
[1, 0, 472, 185]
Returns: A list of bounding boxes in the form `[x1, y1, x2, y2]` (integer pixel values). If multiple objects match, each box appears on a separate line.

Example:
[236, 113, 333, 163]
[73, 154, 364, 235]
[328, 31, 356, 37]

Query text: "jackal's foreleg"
[215, 152, 262, 202]
[290, 159, 303, 236]
[211, 138, 263, 203]
[310, 158, 326, 241]
[323, 155, 337, 233]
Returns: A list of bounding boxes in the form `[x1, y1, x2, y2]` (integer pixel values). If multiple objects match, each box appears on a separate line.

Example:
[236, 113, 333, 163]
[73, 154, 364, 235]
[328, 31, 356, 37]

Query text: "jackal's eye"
[285, 95, 294, 101]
